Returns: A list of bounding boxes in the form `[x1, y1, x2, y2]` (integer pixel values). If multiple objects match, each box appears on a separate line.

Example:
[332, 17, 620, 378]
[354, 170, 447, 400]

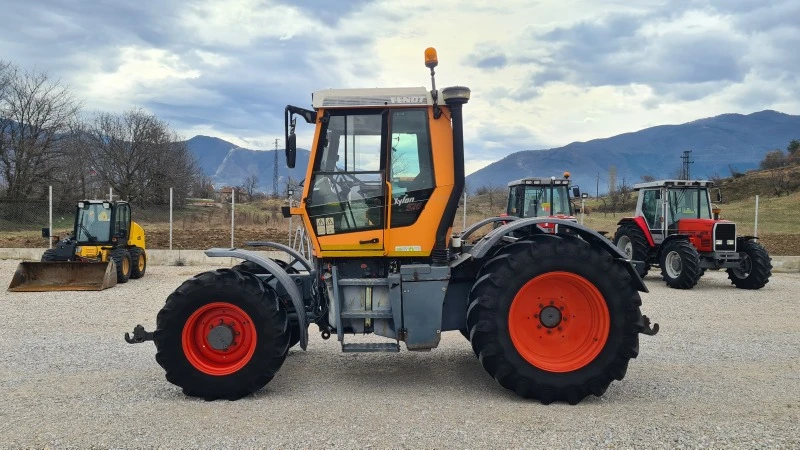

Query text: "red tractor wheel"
[154, 269, 290, 400]
[466, 235, 644, 405]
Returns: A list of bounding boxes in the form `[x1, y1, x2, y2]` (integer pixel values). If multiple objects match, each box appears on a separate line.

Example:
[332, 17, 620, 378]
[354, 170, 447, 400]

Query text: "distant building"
[216, 186, 241, 203]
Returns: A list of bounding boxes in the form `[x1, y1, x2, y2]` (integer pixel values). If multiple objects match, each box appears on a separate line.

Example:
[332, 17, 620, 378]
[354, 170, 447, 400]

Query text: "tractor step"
[337, 278, 392, 286]
[339, 310, 394, 319]
[341, 343, 400, 353]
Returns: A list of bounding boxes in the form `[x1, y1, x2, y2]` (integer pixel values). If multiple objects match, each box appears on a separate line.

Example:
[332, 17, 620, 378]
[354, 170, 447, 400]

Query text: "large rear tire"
[466, 235, 644, 404]
[613, 223, 651, 278]
[231, 260, 301, 349]
[658, 239, 701, 289]
[727, 240, 771, 289]
[154, 269, 290, 400]
[110, 248, 132, 283]
[129, 247, 147, 279]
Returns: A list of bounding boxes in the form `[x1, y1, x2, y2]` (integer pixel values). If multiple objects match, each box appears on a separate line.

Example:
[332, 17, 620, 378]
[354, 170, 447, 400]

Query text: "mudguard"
[469, 218, 648, 293]
[205, 248, 310, 350]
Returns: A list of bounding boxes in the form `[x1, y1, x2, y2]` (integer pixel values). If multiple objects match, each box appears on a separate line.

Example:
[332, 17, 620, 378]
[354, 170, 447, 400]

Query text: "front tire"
[110, 248, 132, 283]
[727, 240, 772, 289]
[466, 235, 644, 405]
[41, 249, 58, 262]
[130, 247, 147, 279]
[154, 269, 290, 400]
[658, 239, 701, 289]
[613, 223, 651, 278]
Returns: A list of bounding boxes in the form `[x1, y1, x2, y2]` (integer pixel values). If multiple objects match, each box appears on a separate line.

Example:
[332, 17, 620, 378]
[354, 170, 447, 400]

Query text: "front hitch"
[640, 315, 660, 336]
[124, 324, 154, 344]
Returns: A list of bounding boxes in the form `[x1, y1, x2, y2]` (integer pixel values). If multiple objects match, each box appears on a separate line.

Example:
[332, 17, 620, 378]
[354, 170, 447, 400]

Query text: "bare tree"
[84, 109, 199, 205]
[243, 174, 259, 201]
[640, 174, 656, 182]
[0, 65, 80, 200]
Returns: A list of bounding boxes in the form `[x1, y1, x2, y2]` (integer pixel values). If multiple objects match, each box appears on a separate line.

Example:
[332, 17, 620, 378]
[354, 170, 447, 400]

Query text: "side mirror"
[286, 132, 297, 169]
[572, 186, 581, 198]
[41, 227, 50, 238]
[715, 189, 722, 202]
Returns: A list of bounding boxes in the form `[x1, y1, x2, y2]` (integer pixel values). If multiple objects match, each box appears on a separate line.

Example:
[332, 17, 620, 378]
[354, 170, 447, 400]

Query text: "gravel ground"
[0, 260, 798, 448]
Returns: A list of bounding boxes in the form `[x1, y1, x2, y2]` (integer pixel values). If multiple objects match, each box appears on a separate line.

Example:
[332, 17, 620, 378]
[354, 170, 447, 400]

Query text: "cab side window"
[389, 109, 434, 227]
[641, 189, 660, 229]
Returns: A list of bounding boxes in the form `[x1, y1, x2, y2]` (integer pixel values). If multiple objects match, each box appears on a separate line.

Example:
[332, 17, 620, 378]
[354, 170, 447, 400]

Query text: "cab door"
[305, 110, 387, 254]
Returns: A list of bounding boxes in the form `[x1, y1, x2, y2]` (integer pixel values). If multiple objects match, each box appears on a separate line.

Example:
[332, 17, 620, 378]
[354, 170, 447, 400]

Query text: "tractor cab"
[633, 180, 731, 250]
[506, 174, 580, 219]
[502, 173, 581, 232]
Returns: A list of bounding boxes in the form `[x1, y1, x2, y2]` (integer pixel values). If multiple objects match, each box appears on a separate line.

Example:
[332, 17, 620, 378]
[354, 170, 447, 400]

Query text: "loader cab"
[74, 200, 131, 247]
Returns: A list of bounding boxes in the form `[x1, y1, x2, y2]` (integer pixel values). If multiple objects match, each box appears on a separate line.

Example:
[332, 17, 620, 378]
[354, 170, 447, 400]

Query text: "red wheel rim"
[508, 272, 610, 373]
[181, 302, 257, 376]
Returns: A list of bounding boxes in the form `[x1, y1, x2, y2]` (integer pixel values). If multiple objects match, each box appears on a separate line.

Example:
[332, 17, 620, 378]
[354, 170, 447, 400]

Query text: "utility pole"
[273, 138, 280, 197]
[596, 172, 600, 197]
[680, 150, 694, 180]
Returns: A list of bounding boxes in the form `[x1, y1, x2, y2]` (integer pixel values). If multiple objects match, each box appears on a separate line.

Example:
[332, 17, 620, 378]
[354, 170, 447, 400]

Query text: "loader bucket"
[7, 261, 118, 292]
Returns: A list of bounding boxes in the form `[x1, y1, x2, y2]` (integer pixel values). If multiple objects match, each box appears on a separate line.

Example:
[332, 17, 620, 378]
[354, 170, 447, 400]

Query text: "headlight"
[75, 246, 82, 253]
[715, 240, 723, 246]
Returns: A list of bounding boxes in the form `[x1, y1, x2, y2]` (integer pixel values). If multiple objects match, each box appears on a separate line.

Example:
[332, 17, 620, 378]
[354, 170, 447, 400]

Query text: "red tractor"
[499, 172, 583, 233]
[613, 179, 772, 290]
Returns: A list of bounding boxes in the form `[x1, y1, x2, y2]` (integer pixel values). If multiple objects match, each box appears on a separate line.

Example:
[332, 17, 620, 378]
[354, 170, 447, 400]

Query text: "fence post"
[462, 190, 467, 230]
[288, 195, 293, 245]
[231, 188, 235, 248]
[169, 187, 173, 251]
[109, 187, 113, 201]
[580, 197, 585, 225]
[754, 195, 759, 237]
[49, 185, 53, 249]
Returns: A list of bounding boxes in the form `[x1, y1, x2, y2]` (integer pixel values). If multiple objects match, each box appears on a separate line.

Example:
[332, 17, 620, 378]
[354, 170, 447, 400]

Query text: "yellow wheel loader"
[8, 200, 147, 291]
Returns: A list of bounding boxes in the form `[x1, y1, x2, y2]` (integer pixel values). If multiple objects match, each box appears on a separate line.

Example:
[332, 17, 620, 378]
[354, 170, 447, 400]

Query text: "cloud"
[2, 0, 800, 176]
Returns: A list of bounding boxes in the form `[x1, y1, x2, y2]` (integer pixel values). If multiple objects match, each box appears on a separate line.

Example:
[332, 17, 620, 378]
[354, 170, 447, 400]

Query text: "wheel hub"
[539, 305, 562, 328]
[207, 324, 235, 350]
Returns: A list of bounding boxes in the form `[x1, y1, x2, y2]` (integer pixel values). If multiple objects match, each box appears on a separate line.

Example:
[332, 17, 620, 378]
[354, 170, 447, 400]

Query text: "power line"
[680, 150, 694, 180]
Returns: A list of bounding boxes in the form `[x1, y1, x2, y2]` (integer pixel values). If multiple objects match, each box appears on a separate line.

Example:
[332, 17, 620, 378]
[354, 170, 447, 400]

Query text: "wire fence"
[0, 187, 297, 251]
[1, 188, 798, 255]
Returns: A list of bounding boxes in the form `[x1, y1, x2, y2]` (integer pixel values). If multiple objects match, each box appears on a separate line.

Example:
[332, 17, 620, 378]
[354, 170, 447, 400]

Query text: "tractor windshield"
[75, 203, 112, 243]
[668, 187, 712, 222]
[516, 185, 572, 217]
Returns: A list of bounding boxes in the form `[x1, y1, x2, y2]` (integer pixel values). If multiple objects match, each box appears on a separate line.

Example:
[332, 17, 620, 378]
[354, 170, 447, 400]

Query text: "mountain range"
[465, 110, 800, 195]
[186, 136, 310, 193]
[185, 110, 799, 195]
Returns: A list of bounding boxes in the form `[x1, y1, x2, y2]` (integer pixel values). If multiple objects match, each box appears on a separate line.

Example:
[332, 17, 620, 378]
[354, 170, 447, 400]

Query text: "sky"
[2, 0, 799, 174]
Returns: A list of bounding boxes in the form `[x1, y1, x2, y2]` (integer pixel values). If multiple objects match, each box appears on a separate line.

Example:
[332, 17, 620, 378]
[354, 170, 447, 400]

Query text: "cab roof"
[633, 179, 714, 190]
[312, 87, 438, 108]
[508, 177, 571, 187]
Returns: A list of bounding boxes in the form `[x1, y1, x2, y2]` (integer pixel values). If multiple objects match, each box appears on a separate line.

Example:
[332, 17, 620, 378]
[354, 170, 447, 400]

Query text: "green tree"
[787, 139, 799, 155]
[760, 149, 786, 170]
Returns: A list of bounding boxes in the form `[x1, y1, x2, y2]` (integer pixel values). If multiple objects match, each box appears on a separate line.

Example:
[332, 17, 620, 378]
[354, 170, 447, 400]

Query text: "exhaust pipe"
[432, 86, 471, 265]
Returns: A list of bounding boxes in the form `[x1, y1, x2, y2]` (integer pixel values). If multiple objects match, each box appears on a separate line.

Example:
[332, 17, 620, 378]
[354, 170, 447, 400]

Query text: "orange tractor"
[613, 179, 772, 289]
[126, 48, 658, 405]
